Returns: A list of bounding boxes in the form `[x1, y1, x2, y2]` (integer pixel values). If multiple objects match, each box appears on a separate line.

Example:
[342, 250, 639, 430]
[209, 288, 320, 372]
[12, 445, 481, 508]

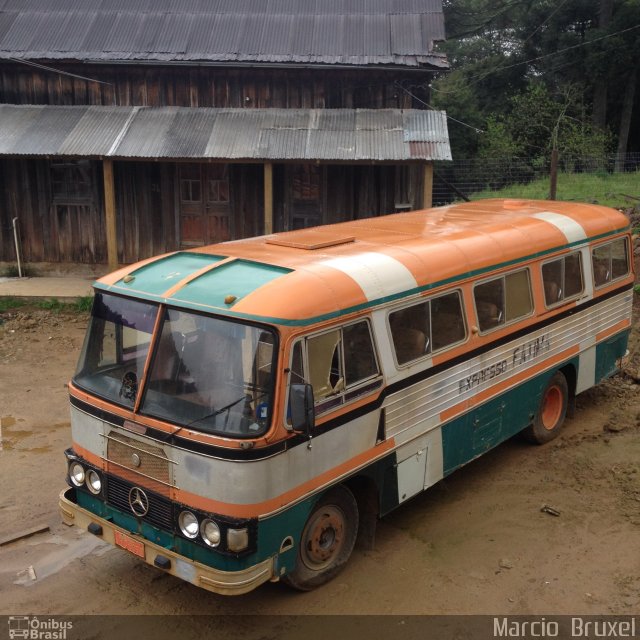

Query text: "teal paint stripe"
[96, 226, 629, 327]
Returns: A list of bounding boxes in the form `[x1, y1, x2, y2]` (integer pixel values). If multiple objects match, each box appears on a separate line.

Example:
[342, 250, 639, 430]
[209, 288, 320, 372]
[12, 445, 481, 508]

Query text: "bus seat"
[394, 328, 427, 364]
[544, 281, 561, 305]
[476, 301, 501, 329]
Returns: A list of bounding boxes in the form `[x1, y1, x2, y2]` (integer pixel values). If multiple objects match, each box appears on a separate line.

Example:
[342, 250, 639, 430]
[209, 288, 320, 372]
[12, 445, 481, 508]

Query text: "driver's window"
[291, 320, 380, 416]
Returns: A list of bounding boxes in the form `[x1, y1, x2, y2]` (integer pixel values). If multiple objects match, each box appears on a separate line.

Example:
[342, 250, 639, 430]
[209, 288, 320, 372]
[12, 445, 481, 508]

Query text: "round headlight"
[86, 469, 102, 495]
[200, 519, 221, 547]
[178, 511, 199, 539]
[69, 462, 85, 487]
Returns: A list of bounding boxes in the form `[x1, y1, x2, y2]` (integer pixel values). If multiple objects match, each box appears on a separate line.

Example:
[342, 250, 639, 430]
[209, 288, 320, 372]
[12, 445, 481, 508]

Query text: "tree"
[432, 0, 639, 159]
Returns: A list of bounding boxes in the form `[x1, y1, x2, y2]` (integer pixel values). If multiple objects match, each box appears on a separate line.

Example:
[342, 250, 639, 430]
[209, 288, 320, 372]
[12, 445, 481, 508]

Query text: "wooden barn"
[0, 0, 451, 271]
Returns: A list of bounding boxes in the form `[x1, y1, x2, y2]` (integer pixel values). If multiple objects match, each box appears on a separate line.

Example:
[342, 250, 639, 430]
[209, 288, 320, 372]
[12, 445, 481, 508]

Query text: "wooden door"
[179, 164, 232, 246]
[285, 164, 323, 230]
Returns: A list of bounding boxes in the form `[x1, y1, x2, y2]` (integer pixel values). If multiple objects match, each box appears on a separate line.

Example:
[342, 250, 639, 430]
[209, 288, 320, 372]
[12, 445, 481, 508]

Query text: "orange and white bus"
[60, 198, 633, 594]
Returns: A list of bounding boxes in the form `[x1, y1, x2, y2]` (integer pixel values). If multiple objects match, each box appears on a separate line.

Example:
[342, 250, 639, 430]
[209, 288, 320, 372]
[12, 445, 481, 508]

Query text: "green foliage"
[1, 265, 36, 278]
[467, 169, 640, 208]
[0, 296, 25, 312]
[436, 0, 639, 159]
[36, 296, 93, 314]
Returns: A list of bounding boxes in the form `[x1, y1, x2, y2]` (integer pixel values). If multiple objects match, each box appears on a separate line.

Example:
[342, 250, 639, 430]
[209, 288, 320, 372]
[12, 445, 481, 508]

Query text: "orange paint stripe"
[171, 438, 397, 519]
[596, 318, 631, 342]
[439, 345, 581, 422]
[72, 435, 396, 519]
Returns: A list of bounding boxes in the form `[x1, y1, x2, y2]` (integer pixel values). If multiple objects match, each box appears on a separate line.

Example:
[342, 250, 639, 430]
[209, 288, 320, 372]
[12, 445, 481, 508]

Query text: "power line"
[522, 0, 572, 44]
[433, 22, 640, 95]
[394, 81, 485, 134]
[6, 57, 113, 86]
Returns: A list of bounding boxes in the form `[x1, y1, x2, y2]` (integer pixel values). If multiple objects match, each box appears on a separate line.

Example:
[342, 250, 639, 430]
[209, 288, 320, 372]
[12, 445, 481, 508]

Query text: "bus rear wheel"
[283, 485, 358, 591]
[523, 371, 568, 444]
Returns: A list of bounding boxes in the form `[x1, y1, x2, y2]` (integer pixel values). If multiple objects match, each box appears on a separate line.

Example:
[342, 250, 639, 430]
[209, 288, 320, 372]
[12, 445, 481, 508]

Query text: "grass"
[0, 296, 25, 312]
[0, 295, 93, 314]
[469, 171, 640, 210]
[36, 296, 93, 313]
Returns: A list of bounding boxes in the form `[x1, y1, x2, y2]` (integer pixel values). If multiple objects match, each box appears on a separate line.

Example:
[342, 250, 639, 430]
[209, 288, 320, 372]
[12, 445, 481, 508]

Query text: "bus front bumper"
[59, 488, 276, 596]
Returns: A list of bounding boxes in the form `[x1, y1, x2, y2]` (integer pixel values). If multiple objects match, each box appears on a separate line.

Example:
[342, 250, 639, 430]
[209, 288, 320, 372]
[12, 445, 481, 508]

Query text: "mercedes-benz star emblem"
[128, 487, 150, 517]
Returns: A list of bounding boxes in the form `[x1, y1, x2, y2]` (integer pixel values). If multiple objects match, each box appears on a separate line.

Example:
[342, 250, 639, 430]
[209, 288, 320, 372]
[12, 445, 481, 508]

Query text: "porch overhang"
[0, 104, 452, 162]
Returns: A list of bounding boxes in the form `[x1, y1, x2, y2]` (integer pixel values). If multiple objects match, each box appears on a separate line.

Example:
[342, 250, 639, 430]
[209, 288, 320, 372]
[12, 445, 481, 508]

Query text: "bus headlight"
[85, 469, 102, 495]
[69, 462, 85, 487]
[227, 527, 249, 552]
[200, 519, 221, 547]
[178, 511, 199, 539]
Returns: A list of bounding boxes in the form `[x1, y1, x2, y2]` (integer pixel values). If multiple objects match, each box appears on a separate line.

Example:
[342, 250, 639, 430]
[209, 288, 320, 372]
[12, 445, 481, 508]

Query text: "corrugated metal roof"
[0, 104, 452, 161]
[0, 0, 448, 68]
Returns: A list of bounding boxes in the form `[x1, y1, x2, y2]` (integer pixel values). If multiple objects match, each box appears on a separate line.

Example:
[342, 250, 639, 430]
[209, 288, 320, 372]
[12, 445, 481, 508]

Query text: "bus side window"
[344, 321, 379, 385]
[542, 252, 583, 307]
[474, 269, 532, 332]
[295, 320, 381, 416]
[389, 301, 430, 365]
[592, 238, 629, 288]
[431, 291, 466, 351]
[474, 279, 504, 331]
[307, 330, 343, 400]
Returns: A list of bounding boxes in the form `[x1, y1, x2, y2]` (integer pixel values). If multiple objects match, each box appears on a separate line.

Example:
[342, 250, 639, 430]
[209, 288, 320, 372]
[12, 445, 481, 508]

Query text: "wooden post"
[549, 148, 558, 200]
[103, 158, 118, 270]
[264, 162, 273, 235]
[422, 162, 433, 209]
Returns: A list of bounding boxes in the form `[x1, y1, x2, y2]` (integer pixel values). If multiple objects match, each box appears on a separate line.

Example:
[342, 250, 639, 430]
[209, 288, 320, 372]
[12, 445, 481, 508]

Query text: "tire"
[282, 485, 359, 591]
[523, 371, 569, 444]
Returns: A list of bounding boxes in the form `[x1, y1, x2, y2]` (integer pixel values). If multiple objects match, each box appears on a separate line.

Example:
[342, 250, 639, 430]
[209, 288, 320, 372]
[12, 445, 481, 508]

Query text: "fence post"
[549, 149, 558, 200]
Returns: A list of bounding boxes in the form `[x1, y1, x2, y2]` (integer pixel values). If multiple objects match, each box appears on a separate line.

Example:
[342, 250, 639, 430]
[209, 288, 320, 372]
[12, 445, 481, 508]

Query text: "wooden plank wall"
[0, 65, 416, 109]
[0, 158, 107, 263]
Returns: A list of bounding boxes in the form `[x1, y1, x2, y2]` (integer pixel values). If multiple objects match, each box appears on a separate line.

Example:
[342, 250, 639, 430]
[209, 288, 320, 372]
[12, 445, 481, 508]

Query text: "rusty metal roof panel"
[0, 104, 42, 154]
[0, 105, 86, 155]
[307, 129, 357, 160]
[355, 129, 404, 160]
[205, 110, 277, 159]
[0, 1, 447, 68]
[258, 127, 308, 160]
[113, 108, 178, 157]
[0, 105, 451, 161]
[58, 106, 137, 156]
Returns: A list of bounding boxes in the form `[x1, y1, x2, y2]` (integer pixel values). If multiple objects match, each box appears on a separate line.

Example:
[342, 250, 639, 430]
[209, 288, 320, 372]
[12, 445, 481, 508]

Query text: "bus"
[59, 198, 634, 595]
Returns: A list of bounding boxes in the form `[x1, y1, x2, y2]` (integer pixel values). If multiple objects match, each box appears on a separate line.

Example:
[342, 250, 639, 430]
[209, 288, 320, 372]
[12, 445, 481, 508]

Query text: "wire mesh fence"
[432, 153, 640, 207]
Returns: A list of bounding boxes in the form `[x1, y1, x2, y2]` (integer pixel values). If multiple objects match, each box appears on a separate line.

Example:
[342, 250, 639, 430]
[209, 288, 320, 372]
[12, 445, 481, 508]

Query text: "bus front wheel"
[524, 371, 568, 444]
[283, 485, 358, 591]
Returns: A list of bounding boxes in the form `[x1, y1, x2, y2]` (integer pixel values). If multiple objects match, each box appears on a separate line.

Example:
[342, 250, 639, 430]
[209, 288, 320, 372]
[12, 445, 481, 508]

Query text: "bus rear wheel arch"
[523, 371, 569, 444]
[282, 484, 359, 591]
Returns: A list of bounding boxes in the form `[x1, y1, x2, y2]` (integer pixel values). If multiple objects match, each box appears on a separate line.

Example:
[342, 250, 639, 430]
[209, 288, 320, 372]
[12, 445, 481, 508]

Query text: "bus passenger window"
[389, 302, 430, 365]
[542, 252, 583, 307]
[474, 269, 532, 332]
[474, 279, 504, 331]
[431, 291, 466, 351]
[593, 238, 629, 287]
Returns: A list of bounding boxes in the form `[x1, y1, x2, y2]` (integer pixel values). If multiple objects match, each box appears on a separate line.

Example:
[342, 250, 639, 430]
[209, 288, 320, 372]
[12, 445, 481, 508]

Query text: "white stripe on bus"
[321, 252, 418, 301]
[533, 211, 587, 244]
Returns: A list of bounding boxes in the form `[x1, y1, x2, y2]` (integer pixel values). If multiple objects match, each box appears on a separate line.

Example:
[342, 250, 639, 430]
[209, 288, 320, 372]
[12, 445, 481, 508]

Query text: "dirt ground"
[1, 295, 639, 633]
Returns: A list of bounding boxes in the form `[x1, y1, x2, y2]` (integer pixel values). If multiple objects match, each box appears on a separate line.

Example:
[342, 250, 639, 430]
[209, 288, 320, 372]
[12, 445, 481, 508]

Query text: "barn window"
[50, 160, 94, 204]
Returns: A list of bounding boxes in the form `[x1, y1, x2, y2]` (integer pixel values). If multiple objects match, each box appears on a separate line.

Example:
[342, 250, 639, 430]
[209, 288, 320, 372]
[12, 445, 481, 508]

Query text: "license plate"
[114, 530, 145, 559]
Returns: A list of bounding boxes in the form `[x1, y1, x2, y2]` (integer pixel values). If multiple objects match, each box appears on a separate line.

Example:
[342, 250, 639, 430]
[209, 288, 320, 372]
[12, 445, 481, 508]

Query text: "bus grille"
[106, 474, 174, 532]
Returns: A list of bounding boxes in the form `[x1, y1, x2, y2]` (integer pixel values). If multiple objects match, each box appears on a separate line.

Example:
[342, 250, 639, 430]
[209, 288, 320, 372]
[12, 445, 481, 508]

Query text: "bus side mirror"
[290, 383, 315, 435]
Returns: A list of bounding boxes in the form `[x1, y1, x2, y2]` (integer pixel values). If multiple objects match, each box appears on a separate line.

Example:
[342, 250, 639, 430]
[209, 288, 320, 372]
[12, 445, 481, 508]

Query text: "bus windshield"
[74, 293, 277, 437]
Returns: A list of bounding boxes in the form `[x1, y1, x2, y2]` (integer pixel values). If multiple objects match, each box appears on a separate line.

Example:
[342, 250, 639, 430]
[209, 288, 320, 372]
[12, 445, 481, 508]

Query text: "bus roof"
[96, 199, 630, 326]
